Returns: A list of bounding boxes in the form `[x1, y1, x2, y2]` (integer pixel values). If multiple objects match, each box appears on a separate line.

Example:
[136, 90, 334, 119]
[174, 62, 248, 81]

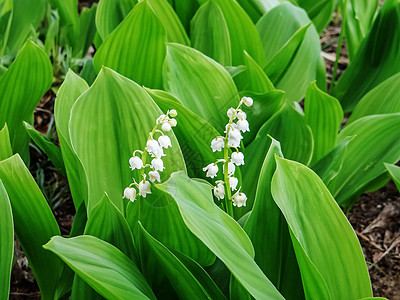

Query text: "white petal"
[231, 152, 244, 166]
[161, 122, 172, 132]
[229, 177, 238, 191]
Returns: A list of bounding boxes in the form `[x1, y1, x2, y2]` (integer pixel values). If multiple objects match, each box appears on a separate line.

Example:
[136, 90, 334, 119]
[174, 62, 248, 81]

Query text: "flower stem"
[223, 138, 234, 217]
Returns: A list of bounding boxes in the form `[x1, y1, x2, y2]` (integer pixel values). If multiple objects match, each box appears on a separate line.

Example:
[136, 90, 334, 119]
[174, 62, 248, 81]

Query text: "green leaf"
[385, 163, 400, 192]
[139, 223, 225, 300]
[348, 72, 400, 125]
[0, 40, 52, 164]
[329, 113, 400, 208]
[145, 88, 220, 179]
[44, 235, 156, 300]
[80, 58, 97, 86]
[344, 0, 379, 60]
[167, 0, 198, 32]
[333, 0, 400, 113]
[240, 90, 285, 145]
[75, 4, 97, 58]
[71, 194, 137, 298]
[55, 70, 89, 209]
[0, 180, 13, 299]
[0, 155, 62, 299]
[23, 122, 66, 175]
[96, 0, 137, 40]
[241, 102, 313, 216]
[146, 0, 190, 45]
[243, 139, 304, 299]
[211, 0, 266, 66]
[69, 67, 186, 214]
[94, 1, 166, 89]
[4, 0, 46, 54]
[163, 43, 239, 132]
[0, 123, 12, 160]
[304, 82, 343, 164]
[257, 3, 320, 102]
[191, 0, 232, 66]
[296, 0, 335, 34]
[0, 0, 13, 56]
[235, 51, 274, 93]
[271, 157, 372, 299]
[157, 172, 284, 300]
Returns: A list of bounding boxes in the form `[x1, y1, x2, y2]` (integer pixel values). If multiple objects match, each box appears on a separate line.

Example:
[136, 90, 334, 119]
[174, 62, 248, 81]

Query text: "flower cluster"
[123, 109, 177, 202]
[203, 97, 253, 211]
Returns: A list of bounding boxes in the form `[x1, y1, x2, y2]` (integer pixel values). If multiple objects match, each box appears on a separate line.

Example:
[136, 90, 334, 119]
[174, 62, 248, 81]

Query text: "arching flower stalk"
[123, 109, 177, 202]
[203, 96, 253, 216]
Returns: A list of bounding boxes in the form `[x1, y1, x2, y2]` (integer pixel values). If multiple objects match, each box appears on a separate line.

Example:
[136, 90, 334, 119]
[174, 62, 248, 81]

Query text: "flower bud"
[168, 118, 177, 127]
[242, 97, 253, 107]
[169, 109, 177, 117]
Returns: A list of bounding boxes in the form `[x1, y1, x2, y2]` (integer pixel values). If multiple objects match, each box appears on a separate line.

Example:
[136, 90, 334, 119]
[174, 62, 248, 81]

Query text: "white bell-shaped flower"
[227, 128, 242, 148]
[213, 181, 225, 200]
[211, 137, 224, 152]
[223, 161, 235, 176]
[169, 109, 177, 117]
[237, 119, 249, 132]
[168, 118, 177, 127]
[203, 163, 218, 178]
[232, 192, 247, 207]
[138, 180, 151, 198]
[158, 135, 172, 149]
[229, 177, 238, 191]
[151, 158, 164, 171]
[156, 114, 167, 124]
[237, 110, 246, 120]
[146, 139, 164, 158]
[227, 107, 236, 119]
[148, 170, 161, 183]
[129, 156, 143, 170]
[231, 152, 244, 166]
[123, 187, 137, 202]
[161, 122, 172, 132]
[242, 97, 253, 107]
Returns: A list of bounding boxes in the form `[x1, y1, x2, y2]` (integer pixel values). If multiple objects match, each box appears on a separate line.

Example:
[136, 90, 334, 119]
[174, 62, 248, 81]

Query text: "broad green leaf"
[23, 122, 66, 175]
[145, 0, 190, 45]
[44, 235, 156, 300]
[71, 194, 137, 299]
[333, 0, 400, 113]
[264, 23, 311, 84]
[139, 223, 225, 300]
[304, 82, 343, 164]
[344, 0, 379, 61]
[157, 172, 284, 300]
[243, 139, 304, 299]
[240, 90, 285, 145]
[145, 88, 220, 179]
[210, 0, 266, 66]
[95, 0, 137, 40]
[0, 155, 62, 299]
[55, 70, 89, 209]
[69, 67, 186, 214]
[329, 113, 400, 208]
[236, 0, 263, 23]
[0, 40, 52, 164]
[163, 43, 239, 132]
[0, 180, 13, 299]
[241, 102, 313, 215]
[348, 72, 400, 125]
[385, 163, 400, 192]
[0, 0, 12, 56]
[75, 4, 97, 58]
[191, 1, 232, 66]
[167, 0, 198, 32]
[94, 1, 166, 89]
[80, 58, 97, 86]
[257, 3, 320, 102]
[271, 157, 372, 299]
[235, 51, 274, 93]
[126, 186, 215, 270]
[0, 123, 12, 160]
[296, 0, 335, 34]
[4, 0, 46, 54]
